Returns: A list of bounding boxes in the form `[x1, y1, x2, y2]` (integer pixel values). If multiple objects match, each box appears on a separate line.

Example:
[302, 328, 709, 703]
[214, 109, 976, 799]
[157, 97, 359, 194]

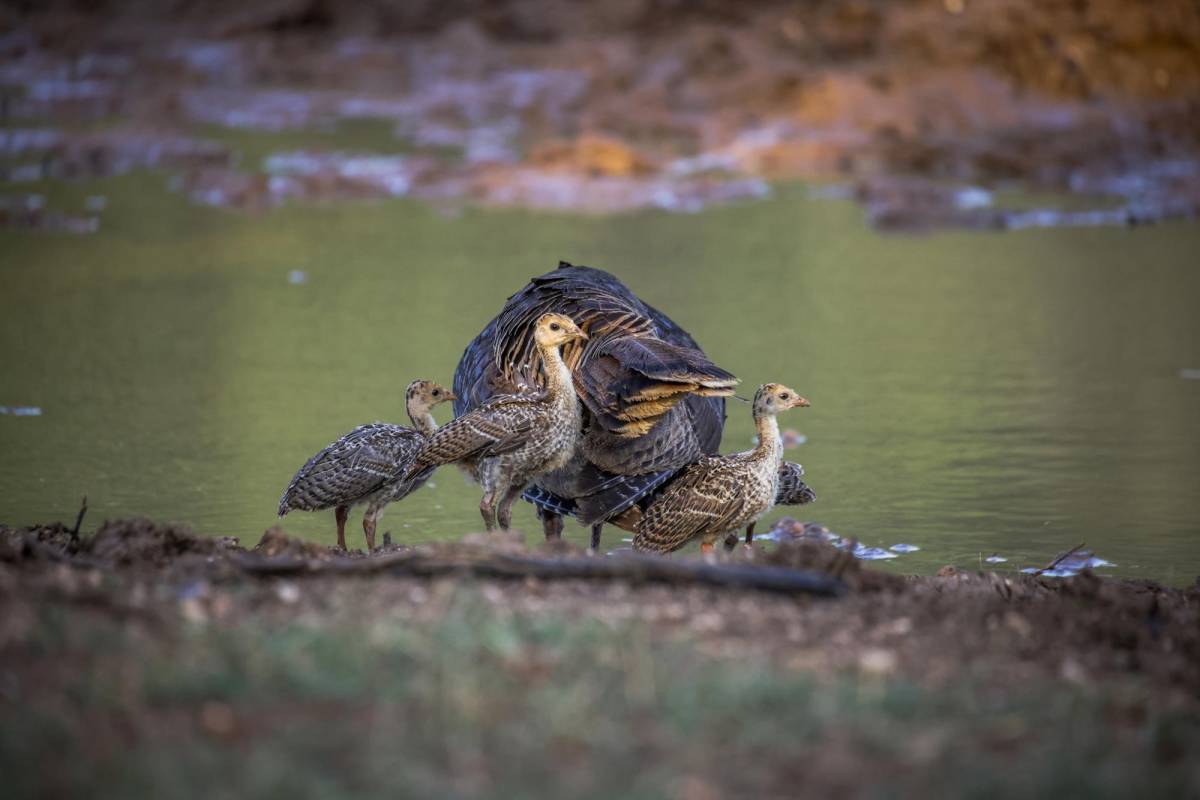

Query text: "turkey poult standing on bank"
[632, 384, 810, 554]
[278, 380, 456, 551]
[620, 459, 817, 550]
[407, 314, 588, 531]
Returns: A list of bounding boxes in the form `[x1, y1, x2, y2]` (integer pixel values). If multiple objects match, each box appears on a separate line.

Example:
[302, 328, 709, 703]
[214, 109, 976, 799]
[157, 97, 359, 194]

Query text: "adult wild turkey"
[453, 261, 738, 544]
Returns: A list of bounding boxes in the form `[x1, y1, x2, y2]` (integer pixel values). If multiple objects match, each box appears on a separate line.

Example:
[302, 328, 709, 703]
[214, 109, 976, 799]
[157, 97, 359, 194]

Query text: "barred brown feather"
[278, 423, 427, 515]
[277, 379, 453, 550]
[604, 460, 815, 534]
[412, 394, 544, 471]
[631, 453, 775, 553]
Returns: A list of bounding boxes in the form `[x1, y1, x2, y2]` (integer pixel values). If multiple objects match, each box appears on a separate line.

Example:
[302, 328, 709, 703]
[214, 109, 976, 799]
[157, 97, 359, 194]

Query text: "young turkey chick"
[408, 314, 588, 531]
[278, 380, 454, 550]
[632, 383, 810, 554]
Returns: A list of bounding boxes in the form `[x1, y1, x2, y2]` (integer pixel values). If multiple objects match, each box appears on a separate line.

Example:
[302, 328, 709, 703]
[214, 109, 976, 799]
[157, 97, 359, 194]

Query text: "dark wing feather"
[591, 334, 736, 388]
[574, 469, 675, 525]
[525, 455, 675, 525]
[574, 334, 735, 437]
[279, 423, 424, 514]
[640, 295, 706, 350]
[453, 317, 502, 416]
[685, 393, 726, 455]
[522, 484, 578, 517]
[776, 462, 817, 506]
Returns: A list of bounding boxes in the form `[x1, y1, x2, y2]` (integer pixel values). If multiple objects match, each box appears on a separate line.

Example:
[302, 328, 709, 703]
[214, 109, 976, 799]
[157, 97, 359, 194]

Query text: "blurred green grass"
[2, 589, 1197, 799]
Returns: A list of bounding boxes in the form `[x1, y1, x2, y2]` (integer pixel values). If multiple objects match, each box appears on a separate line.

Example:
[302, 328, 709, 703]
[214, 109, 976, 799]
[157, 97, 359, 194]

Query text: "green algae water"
[2, 177, 1199, 582]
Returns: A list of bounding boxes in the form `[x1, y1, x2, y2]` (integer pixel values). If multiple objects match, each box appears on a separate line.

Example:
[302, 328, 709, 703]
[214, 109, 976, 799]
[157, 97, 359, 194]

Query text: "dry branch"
[233, 550, 847, 598]
[1037, 541, 1087, 575]
[70, 495, 88, 546]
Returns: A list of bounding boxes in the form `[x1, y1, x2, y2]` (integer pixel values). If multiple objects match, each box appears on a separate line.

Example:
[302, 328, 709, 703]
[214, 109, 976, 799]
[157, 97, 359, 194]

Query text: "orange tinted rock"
[529, 134, 657, 178]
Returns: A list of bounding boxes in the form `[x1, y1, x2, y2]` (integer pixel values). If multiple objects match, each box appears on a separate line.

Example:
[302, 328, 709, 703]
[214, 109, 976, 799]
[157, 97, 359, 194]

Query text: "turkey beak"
[792, 395, 811, 408]
[573, 328, 589, 342]
[444, 391, 458, 402]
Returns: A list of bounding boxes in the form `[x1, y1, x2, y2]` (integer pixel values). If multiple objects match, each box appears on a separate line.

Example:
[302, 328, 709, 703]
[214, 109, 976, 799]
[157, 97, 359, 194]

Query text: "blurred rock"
[2, 0, 1198, 226]
[0, 195, 98, 234]
[529, 135, 657, 178]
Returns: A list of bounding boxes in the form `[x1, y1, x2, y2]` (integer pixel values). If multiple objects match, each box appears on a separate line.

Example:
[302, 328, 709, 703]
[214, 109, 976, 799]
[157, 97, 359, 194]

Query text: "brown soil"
[3, 518, 1197, 704]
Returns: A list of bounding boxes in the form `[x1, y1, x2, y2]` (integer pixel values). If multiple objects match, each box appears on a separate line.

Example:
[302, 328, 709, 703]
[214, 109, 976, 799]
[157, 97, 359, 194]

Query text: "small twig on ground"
[69, 495, 88, 547]
[1037, 542, 1086, 575]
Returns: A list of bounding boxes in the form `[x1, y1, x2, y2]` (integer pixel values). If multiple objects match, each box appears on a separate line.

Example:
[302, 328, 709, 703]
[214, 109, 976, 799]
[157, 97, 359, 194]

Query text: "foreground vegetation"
[1, 521, 1197, 798]
[5, 590, 1199, 799]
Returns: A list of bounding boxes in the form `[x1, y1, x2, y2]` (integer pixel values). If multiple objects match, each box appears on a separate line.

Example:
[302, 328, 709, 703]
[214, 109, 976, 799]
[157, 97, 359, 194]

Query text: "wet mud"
[3, 517, 1197, 701]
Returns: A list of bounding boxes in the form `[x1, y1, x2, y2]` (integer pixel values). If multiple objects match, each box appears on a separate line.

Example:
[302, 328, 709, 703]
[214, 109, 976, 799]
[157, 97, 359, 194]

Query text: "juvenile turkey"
[410, 314, 588, 531]
[632, 383, 810, 554]
[278, 379, 454, 551]
[609, 459, 817, 547]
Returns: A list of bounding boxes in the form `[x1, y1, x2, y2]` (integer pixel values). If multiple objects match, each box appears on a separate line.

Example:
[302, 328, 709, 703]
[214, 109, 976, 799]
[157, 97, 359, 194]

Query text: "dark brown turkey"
[453, 262, 738, 545]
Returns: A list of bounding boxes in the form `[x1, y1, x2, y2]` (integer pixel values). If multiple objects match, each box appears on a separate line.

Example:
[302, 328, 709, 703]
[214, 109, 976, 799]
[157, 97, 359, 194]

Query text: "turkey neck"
[537, 340, 577, 409]
[751, 410, 783, 465]
[406, 403, 438, 436]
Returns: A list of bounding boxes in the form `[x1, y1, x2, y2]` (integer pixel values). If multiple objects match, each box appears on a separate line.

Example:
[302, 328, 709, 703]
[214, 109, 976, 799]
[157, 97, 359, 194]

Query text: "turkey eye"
[779, 393, 789, 400]
[433, 389, 440, 396]
[550, 323, 560, 331]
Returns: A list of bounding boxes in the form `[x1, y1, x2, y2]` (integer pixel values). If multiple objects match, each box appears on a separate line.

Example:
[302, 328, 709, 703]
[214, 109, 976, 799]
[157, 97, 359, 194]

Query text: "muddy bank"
[3, 517, 1199, 797]
[2, 0, 1199, 229]
[3, 517, 1197, 700]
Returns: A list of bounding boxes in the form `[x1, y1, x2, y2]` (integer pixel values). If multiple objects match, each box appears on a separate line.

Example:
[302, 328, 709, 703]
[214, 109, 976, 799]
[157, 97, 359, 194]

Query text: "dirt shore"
[5, 516, 1197, 698]
[2, 518, 1197, 796]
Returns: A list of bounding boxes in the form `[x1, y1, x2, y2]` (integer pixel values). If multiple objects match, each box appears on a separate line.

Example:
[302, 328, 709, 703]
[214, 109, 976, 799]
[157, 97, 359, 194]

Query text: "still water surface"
[2, 178, 1198, 582]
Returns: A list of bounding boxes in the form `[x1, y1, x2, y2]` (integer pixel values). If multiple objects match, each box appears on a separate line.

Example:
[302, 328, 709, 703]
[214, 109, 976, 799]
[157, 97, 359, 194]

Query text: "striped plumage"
[741, 460, 816, 546]
[454, 261, 737, 543]
[775, 461, 816, 507]
[632, 383, 810, 554]
[605, 460, 816, 535]
[278, 380, 454, 550]
[410, 314, 588, 531]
